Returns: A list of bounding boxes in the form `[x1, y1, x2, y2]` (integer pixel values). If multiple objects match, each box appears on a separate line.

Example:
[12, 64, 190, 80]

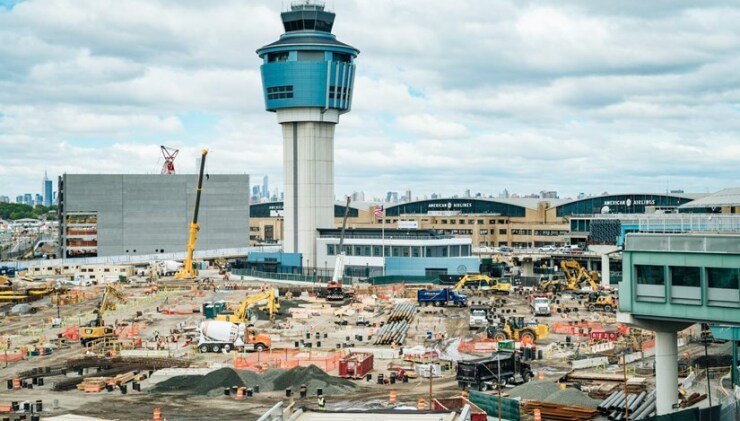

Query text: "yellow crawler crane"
[176, 149, 208, 280]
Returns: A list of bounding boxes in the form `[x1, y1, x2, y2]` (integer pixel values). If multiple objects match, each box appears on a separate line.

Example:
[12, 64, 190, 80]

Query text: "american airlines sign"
[603, 199, 656, 206]
[428, 202, 473, 209]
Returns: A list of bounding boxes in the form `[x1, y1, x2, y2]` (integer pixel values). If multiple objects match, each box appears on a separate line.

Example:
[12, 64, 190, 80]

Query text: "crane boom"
[176, 149, 208, 279]
[331, 196, 352, 285]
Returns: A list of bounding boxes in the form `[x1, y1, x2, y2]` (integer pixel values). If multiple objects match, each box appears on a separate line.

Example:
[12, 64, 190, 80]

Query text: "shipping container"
[338, 352, 374, 379]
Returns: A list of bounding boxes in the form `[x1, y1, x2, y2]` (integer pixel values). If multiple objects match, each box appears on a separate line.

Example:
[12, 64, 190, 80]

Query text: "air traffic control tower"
[257, 2, 359, 266]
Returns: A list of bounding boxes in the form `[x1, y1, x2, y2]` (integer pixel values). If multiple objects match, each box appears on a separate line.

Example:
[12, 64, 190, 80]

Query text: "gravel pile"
[151, 368, 245, 395]
[150, 365, 358, 396]
[271, 365, 358, 395]
[507, 381, 600, 408]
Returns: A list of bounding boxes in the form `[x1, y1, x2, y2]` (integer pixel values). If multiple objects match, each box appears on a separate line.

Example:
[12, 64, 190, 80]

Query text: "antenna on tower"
[160, 145, 179, 174]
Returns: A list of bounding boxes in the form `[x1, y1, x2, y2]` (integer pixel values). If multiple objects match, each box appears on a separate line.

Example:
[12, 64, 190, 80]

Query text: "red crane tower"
[160, 145, 179, 174]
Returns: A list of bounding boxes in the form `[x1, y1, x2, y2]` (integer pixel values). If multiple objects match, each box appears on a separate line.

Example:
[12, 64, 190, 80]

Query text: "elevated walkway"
[0, 246, 281, 269]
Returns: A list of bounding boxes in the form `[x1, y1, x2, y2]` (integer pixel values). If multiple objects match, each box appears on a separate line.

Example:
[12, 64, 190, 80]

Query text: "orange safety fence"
[0, 351, 25, 362]
[160, 308, 196, 315]
[233, 349, 342, 373]
[62, 325, 80, 341]
[551, 321, 604, 336]
[642, 339, 655, 351]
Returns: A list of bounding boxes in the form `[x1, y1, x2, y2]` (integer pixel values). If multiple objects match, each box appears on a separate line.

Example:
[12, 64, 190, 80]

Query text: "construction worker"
[317, 395, 326, 410]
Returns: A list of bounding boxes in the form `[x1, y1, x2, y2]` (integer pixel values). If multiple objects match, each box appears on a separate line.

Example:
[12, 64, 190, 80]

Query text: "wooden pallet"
[522, 400, 599, 421]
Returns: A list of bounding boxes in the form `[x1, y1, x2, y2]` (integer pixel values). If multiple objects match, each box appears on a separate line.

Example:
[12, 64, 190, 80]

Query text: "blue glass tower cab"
[257, 1, 359, 115]
[256, 2, 359, 267]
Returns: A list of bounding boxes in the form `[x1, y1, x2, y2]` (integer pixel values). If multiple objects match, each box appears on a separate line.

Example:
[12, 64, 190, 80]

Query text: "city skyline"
[0, 1, 739, 198]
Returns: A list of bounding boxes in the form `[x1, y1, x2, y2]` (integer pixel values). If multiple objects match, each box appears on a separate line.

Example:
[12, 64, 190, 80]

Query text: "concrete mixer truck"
[197, 320, 271, 353]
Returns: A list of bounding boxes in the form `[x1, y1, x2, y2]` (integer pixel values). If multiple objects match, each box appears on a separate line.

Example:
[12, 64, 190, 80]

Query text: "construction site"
[2, 1, 740, 420]
[0, 252, 735, 420]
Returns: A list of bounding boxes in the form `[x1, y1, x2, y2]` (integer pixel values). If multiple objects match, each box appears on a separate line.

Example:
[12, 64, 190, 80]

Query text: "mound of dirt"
[150, 365, 359, 396]
[151, 368, 245, 395]
[272, 365, 358, 394]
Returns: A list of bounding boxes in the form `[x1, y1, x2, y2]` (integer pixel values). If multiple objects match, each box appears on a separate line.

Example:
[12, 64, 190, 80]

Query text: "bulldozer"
[454, 274, 510, 295]
[487, 315, 549, 343]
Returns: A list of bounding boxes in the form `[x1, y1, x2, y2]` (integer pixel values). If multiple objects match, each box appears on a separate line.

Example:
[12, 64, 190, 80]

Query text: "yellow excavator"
[213, 258, 230, 281]
[176, 149, 208, 280]
[216, 288, 280, 323]
[454, 274, 510, 295]
[80, 285, 128, 345]
[538, 260, 600, 293]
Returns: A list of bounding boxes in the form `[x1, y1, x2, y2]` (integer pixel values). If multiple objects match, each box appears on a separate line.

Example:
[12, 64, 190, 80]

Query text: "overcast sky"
[1, 0, 739, 201]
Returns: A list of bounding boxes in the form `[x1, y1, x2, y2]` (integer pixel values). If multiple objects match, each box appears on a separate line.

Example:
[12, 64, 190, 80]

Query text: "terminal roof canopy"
[679, 187, 740, 209]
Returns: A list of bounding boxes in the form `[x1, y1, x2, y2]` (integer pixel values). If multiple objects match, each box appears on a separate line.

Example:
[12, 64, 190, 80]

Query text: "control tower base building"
[257, 2, 359, 266]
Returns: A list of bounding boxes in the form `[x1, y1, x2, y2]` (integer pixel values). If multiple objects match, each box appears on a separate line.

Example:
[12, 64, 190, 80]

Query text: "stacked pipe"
[387, 303, 416, 322]
[373, 321, 410, 345]
[601, 390, 655, 421]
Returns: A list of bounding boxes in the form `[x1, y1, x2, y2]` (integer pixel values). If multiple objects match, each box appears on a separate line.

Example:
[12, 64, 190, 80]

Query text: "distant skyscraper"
[0, 196, 9, 203]
[23, 193, 32, 206]
[262, 176, 269, 199]
[463, 189, 471, 198]
[405, 189, 412, 202]
[540, 190, 558, 199]
[15, 195, 23, 204]
[35, 193, 43, 206]
[43, 171, 53, 206]
[499, 189, 510, 199]
[351, 191, 365, 202]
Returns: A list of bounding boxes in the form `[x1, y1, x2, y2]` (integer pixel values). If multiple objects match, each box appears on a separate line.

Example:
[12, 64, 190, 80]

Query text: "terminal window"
[669, 266, 700, 287]
[706, 268, 739, 289]
[635, 265, 665, 285]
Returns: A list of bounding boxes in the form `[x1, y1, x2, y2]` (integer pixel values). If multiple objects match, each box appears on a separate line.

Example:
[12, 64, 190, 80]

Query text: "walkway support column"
[655, 330, 679, 415]
[601, 254, 610, 288]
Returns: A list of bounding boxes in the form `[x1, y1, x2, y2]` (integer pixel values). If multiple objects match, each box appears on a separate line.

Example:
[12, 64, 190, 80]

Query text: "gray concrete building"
[59, 174, 249, 258]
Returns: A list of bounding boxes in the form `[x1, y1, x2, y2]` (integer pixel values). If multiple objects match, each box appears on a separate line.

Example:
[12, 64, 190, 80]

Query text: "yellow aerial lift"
[216, 288, 280, 323]
[454, 274, 510, 295]
[80, 285, 128, 345]
[176, 149, 208, 280]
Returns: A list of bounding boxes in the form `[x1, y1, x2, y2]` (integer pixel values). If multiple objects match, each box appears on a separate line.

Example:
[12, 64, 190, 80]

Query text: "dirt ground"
[0, 275, 730, 420]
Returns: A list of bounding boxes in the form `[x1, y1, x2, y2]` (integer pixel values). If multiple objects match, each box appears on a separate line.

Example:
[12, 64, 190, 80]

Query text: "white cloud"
[0, 0, 739, 200]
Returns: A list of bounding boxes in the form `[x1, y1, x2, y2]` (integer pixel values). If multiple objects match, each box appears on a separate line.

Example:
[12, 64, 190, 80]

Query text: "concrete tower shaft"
[257, 1, 359, 266]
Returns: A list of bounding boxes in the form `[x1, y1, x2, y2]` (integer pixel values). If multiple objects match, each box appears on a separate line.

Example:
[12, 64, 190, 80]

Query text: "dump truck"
[469, 306, 490, 329]
[417, 288, 467, 307]
[529, 294, 551, 316]
[197, 320, 271, 353]
[456, 351, 533, 390]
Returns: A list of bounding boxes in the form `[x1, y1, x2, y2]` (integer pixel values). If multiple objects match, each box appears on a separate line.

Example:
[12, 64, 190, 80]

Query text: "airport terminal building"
[249, 193, 719, 249]
[59, 174, 250, 258]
